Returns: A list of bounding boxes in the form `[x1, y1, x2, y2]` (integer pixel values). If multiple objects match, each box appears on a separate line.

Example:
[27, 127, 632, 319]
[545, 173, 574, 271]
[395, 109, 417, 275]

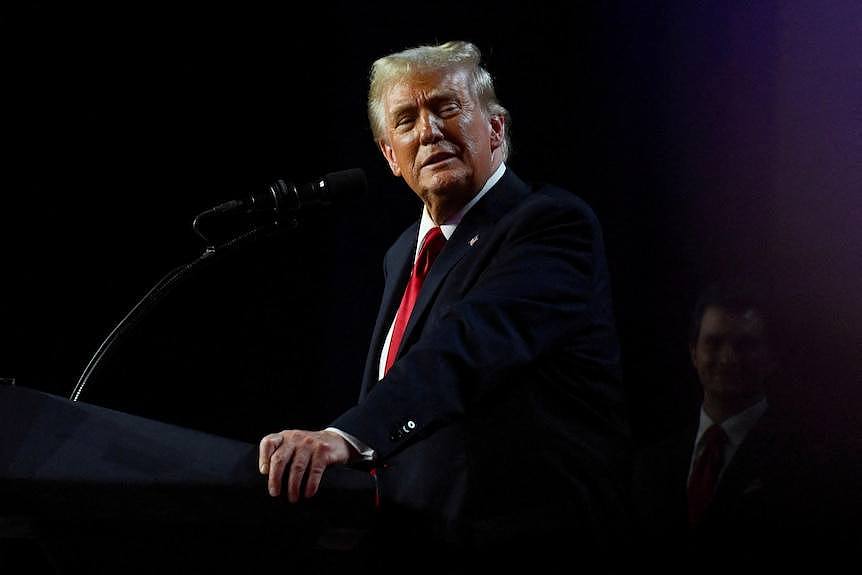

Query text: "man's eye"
[439, 103, 459, 116]
[395, 116, 415, 129]
[703, 338, 721, 349]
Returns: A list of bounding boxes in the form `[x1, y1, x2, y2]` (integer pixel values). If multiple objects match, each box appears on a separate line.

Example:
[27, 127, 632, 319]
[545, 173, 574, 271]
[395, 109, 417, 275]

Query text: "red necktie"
[384, 226, 446, 375]
[687, 423, 728, 526]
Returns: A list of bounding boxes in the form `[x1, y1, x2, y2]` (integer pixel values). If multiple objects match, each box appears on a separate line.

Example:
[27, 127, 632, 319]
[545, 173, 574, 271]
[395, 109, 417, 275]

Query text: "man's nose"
[718, 344, 738, 365]
[418, 111, 444, 144]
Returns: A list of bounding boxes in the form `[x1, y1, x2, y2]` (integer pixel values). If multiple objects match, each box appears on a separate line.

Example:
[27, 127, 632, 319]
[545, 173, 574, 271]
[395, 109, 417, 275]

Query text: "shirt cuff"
[324, 427, 376, 462]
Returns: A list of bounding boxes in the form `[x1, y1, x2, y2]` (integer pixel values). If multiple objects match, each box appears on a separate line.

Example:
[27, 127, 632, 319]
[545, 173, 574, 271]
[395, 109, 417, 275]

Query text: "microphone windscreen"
[323, 168, 367, 204]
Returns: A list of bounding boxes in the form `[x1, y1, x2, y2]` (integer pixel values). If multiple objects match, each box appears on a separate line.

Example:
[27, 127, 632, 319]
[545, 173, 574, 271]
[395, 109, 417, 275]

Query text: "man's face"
[690, 306, 773, 402]
[378, 66, 504, 220]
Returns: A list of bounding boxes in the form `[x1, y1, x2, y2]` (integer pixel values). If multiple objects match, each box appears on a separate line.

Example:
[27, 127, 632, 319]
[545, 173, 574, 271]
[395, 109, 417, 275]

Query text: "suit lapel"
[379, 228, 417, 336]
[674, 426, 699, 519]
[714, 411, 773, 503]
[360, 224, 417, 396]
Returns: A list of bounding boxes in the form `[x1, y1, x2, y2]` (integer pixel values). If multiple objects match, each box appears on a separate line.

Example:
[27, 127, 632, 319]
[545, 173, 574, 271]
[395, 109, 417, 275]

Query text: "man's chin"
[420, 171, 473, 199]
[707, 380, 765, 401]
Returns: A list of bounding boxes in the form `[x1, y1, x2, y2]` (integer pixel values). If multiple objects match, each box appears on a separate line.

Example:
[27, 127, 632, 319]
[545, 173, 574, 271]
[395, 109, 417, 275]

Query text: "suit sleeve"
[331, 193, 613, 461]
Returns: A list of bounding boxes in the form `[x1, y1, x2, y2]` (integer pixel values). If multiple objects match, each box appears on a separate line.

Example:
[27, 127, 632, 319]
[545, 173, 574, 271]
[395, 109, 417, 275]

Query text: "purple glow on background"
[772, 1, 861, 387]
[669, 1, 861, 425]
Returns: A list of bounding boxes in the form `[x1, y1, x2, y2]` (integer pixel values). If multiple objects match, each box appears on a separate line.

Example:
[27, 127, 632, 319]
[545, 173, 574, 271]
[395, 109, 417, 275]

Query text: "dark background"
[2, 1, 859, 449]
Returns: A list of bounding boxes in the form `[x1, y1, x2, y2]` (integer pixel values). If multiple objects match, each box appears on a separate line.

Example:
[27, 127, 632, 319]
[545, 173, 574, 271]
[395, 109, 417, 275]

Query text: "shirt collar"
[416, 163, 506, 251]
[695, 397, 769, 449]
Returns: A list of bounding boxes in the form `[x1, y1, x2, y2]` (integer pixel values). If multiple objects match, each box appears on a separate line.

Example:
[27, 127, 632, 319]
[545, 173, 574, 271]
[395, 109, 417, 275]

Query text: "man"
[631, 283, 811, 572]
[259, 41, 628, 564]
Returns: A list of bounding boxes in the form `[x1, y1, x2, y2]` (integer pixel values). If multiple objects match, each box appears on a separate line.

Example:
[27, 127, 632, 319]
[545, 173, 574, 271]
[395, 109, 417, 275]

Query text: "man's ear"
[378, 139, 402, 176]
[689, 343, 698, 369]
[489, 114, 505, 151]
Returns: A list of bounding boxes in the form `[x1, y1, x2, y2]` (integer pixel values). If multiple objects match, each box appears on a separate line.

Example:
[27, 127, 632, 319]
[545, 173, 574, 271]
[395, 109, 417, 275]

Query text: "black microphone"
[195, 168, 367, 225]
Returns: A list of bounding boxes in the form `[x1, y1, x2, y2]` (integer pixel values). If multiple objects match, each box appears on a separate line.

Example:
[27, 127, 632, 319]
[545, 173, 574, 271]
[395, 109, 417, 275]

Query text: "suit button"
[390, 418, 416, 441]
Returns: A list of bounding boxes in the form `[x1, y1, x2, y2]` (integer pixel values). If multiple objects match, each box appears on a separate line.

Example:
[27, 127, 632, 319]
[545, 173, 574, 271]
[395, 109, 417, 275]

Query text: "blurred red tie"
[384, 226, 446, 375]
[687, 423, 728, 526]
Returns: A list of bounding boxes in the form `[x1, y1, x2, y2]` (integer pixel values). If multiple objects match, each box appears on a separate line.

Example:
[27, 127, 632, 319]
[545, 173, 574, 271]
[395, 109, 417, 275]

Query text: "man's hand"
[258, 429, 352, 502]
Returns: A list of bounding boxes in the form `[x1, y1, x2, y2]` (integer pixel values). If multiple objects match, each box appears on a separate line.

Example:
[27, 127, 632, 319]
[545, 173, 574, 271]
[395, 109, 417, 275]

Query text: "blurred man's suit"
[632, 408, 821, 573]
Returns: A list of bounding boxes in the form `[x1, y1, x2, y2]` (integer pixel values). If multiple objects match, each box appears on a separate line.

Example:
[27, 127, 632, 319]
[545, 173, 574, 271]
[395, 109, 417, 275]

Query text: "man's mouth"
[422, 151, 456, 168]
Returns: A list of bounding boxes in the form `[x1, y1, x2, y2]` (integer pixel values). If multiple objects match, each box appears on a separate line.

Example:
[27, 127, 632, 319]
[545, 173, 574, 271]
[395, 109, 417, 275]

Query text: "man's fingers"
[258, 433, 283, 475]
[267, 440, 295, 497]
[304, 455, 330, 500]
[287, 448, 311, 503]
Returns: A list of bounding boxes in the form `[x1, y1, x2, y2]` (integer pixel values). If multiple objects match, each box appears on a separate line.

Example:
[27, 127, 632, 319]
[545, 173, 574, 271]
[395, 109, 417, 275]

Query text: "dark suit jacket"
[631, 408, 820, 572]
[331, 169, 628, 560]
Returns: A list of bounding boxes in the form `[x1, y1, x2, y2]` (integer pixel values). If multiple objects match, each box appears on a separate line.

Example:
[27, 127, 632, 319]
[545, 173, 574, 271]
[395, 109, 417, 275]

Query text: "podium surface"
[0, 385, 376, 572]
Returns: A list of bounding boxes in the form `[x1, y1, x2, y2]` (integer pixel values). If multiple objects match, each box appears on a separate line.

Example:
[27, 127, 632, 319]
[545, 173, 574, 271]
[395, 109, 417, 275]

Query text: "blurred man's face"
[691, 306, 773, 403]
[378, 65, 504, 222]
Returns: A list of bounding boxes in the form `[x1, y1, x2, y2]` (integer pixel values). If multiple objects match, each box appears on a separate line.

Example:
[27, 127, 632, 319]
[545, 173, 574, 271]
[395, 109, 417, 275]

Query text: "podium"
[0, 385, 376, 572]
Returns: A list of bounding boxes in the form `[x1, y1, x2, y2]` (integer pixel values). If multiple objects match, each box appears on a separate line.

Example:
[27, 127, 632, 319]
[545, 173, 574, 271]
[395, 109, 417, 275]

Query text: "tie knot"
[420, 226, 445, 252]
[702, 424, 728, 449]
[417, 226, 446, 271]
